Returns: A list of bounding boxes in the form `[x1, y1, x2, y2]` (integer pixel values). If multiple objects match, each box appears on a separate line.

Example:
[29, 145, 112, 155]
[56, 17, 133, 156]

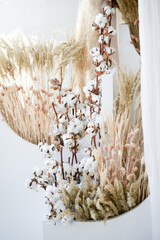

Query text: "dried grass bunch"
[56, 113, 148, 222]
[0, 32, 84, 144]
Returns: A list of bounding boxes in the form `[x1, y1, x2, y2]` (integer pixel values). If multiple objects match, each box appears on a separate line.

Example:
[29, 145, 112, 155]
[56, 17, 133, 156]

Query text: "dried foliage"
[113, 0, 140, 54]
[0, 32, 84, 144]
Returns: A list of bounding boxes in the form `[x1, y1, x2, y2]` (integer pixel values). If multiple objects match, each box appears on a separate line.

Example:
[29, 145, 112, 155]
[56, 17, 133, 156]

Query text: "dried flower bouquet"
[26, 1, 148, 225]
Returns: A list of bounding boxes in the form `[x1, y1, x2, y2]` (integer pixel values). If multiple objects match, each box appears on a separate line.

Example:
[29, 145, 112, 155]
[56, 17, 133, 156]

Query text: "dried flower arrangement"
[26, 1, 148, 225]
[0, 32, 84, 144]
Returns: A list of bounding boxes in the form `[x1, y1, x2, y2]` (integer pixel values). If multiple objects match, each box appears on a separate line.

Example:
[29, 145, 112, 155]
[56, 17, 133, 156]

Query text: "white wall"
[0, 0, 79, 42]
[0, 120, 44, 240]
[119, 24, 140, 73]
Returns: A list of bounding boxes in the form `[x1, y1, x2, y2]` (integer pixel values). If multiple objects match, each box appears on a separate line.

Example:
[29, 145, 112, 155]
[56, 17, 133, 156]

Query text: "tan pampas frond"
[0, 32, 84, 144]
[72, 0, 106, 100]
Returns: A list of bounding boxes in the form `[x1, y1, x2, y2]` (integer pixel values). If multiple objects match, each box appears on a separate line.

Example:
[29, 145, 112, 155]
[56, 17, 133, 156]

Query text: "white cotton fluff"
[105, 47, 116, 55]
[67, 118, 84, 135]
[91, 93, 100, 103]
[26, 180, 37, 191]
[45, 159, 57, 168]
[95, 61, 107, 72]
[58, 115, 67, 124]
[25, 179, 32, 188]
[104, 6, 112, 16]
[32, 167, 43, 177]
[95, 13, 107, 28]
[38, 142, 43, 151]
[48, 166, 58, 175]
[108, 26, 116, 36]
[98, 35, 110, 44]
[90, 47, 100, 57]
[63, 133, 72, 145]
[53, 123, 65, 136]
[63, 163, 73, 176]
[78, 157, 87, 171]
[93, 55, 103, 63]
[62, 92, 78, 107]
[54, 200, 66, 214]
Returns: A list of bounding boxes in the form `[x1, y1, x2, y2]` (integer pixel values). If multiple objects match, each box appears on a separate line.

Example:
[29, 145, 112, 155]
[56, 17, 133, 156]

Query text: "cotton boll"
[104, 6, 112, 16]
[99, 35, 110, 44]
[63, 133, 72, 145]
[45, 159, 57, 168]
[45, 187, 53, 199]
[93, 55, 103, 64]
[32, 167, 43, 177]
[78, 157, 87, 171]
[53, 123, 65, 136]
[108, 26, 116, 36]
[62, 92, 78, 108]
[90, 47, 100, 57]
[45, 186, 61, 203]
[63, 163, 72, 176]
[67, 118, 84, 135]
[54, 200, 66, 214]
[91, 93, 100, 103]
[95, 13, 107, 28]
[48, 166, 58, 175]
[38, 142, 44, 152]
[105, 47, 116, 55]
[59, 115, 67, 124]
[25, 179, 32, 188]
[95, 61, 107, 73]
[26, 179, 38, 191]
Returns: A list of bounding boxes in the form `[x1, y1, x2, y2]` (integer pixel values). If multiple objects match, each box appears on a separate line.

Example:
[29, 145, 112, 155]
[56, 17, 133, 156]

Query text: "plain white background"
[0, 1, 143, 240]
